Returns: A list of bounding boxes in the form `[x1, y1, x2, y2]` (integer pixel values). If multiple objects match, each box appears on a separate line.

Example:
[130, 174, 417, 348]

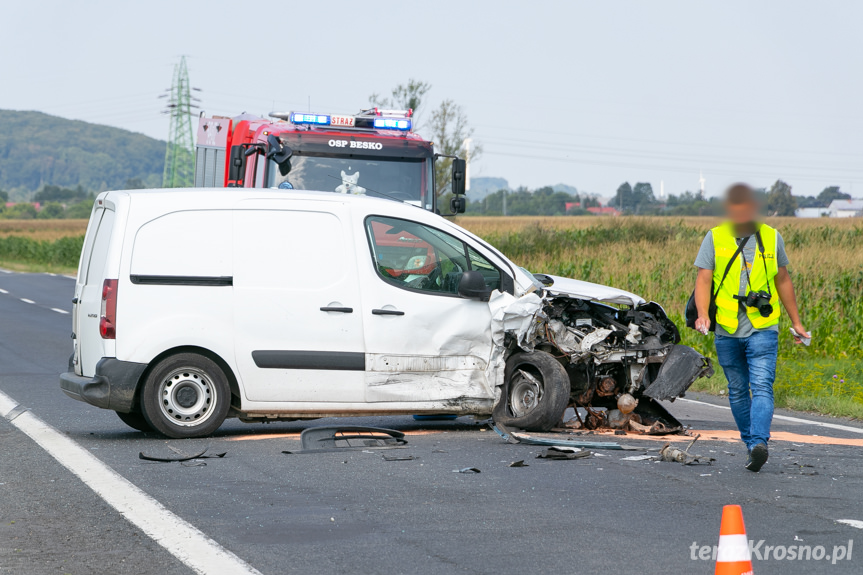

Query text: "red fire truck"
[194, 108, 466, 213]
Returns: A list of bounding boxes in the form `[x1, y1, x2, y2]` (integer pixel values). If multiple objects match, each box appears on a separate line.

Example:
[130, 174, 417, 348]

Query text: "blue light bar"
[290, 113, 331, 125]
[373, 117, 412, 131]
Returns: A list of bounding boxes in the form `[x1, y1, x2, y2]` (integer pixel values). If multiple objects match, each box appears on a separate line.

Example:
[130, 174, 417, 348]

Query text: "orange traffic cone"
[715, 505, 754, 575]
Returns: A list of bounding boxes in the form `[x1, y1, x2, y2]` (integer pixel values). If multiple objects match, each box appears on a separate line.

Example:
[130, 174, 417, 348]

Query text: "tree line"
[608, 180, 851, 217]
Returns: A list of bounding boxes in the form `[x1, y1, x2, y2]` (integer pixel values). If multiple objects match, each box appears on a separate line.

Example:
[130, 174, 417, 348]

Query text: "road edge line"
[678, 397, 863, 435]
[0, 390, 262, 575]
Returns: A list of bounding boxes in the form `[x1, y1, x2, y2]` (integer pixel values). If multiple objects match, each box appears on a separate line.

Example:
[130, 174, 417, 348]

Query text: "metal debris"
[508, 460, 528, 467]
[492, 421, 628, 450]
[454, 467, 481, 473]
[381, 454, 418, 461]
[536, 447, 592, 460]
[658, 434, 715, 465]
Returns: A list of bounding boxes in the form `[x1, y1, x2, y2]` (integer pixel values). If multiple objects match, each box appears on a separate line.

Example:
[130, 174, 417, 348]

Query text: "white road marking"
[51, 308, 69, 314]
[0, 288, 8, 294]
[837, 519, 863, 530]
[0, 390, 262, 575]
[20, 298, 35, 304]
[0, 268, 11, 274]
[678, 397, 863, 435]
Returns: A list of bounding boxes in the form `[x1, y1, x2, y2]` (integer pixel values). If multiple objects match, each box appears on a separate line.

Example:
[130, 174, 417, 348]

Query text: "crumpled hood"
[543, 275, 646, 307]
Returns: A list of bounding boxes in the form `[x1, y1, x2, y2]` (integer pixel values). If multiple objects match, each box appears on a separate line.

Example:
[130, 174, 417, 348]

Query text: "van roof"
[100, 187, 437, 219]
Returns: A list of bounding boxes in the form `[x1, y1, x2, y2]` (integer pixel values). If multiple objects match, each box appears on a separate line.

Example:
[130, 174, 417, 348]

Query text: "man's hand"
[695, 316, 711, 335]
[791, 323, 810, 344]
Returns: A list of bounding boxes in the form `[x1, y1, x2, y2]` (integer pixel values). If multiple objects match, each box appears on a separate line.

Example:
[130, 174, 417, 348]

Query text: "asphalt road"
[1, 270, 861, 575]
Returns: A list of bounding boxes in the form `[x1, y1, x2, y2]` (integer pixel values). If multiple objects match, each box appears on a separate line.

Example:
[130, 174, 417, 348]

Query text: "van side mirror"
[457, 270, 492, 301]
[450, 196, 466, 214]
[451, 158, 466, 196]
[227, 145, 246, 187]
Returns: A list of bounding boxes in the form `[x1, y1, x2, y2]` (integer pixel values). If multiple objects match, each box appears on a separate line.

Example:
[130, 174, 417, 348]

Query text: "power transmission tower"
[161, 56, 199, 188]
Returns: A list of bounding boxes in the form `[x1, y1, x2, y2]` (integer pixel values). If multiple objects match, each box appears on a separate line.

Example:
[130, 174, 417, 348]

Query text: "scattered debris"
[381, 454, 418, 462]
[658, 435, 715, 465]
[492, 421, 628, 450]
[536, 447, 592, 460]
[508, 460, 528, 467]
[283, 426, 408, 454]
[139, 448, 226, 463]
[620, 454, 655, 461]
[454, 467, 481, 474]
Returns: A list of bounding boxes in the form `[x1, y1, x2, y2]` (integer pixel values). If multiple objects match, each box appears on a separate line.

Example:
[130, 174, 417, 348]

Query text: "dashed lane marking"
[20, 298, 35, 304]
[0, 288, 7, 294]
[51, 308, 69, 314]
[0, 390, 263, 575]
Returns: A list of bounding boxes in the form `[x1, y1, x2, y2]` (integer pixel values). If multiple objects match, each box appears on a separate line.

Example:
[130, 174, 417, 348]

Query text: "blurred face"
[725, 200, 759, 224]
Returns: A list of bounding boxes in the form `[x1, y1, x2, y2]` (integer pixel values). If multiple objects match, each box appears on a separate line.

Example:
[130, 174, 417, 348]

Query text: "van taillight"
[99, 279, 118, 339]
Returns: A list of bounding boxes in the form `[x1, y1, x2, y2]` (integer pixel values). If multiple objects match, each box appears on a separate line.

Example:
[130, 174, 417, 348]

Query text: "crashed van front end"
[491, 274, 713, 434]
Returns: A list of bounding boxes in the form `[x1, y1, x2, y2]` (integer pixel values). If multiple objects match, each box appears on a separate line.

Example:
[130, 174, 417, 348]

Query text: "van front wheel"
[140, 353, 230, 439]
[493, 351, 571, 432]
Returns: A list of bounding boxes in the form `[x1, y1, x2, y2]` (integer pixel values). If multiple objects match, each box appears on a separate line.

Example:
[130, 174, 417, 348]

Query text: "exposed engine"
[532, 296, 714, 434]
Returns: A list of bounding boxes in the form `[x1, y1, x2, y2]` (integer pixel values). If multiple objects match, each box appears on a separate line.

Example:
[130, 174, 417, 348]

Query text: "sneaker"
[745, 443, 768, 472]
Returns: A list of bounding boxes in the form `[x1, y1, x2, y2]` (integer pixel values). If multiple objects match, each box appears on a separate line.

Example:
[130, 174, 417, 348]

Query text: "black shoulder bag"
[685, 236, 749, 332]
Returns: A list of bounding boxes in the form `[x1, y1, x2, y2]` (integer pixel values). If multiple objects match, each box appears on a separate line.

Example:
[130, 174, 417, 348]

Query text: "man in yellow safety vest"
[693, 183, 809, 472]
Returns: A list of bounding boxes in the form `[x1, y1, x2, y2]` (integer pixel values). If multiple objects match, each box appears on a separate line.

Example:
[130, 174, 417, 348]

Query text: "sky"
[2, 0, 861, 199]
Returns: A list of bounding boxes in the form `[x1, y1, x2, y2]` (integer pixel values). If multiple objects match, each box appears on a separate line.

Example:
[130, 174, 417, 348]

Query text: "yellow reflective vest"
[712, 222, 781, 333]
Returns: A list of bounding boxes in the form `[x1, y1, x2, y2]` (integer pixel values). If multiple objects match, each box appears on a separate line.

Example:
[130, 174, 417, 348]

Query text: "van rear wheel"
[140, 353, 230, 439]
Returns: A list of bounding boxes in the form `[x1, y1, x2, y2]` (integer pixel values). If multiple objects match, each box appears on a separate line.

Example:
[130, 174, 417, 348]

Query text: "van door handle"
[72, 298, 79, 304]
[320, 306, 353, 313]
[372, 308, 405, 316]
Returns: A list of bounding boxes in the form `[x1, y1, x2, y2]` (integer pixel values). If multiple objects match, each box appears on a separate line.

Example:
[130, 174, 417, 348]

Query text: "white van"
[61, 189, 710, 438]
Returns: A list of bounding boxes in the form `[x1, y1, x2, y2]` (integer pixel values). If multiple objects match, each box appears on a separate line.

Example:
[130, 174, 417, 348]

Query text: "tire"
[140, 353, 231, 439]
[116, 410, 153, 432]
[493, 350, 571, 432]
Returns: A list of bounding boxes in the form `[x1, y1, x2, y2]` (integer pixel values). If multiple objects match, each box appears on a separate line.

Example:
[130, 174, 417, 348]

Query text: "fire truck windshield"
[267, 154, 434, 210]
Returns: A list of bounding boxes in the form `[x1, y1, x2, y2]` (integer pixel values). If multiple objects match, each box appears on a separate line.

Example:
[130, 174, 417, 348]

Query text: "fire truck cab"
[194, 109, 466, 214]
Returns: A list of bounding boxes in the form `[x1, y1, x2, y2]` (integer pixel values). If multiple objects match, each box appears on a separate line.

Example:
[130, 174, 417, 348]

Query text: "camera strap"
[754, 230, 772, 297]
[715, 235, 749, 300]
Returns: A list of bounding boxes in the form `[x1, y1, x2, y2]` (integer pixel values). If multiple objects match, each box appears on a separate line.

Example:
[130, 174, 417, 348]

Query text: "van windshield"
[267, 155, 433, 210]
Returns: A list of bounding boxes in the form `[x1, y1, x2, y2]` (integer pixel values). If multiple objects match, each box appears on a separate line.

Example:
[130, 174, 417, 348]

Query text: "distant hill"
[551, 183, 579, 195]
[469, 177, 510, 201]
[0, 110, 166, 199]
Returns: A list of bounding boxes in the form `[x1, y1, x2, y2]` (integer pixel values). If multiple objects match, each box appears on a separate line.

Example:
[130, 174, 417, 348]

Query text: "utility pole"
[463, 138, 472, 193]
[161, 56, 199, 188]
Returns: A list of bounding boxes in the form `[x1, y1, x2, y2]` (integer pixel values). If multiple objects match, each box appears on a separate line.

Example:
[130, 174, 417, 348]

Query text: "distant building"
[587, 206, 621, 216]
[795, 207, 830, 218]
[565, 202, 582, 212]
[828, 199, 863, 218]
[5, 202, 41, 210]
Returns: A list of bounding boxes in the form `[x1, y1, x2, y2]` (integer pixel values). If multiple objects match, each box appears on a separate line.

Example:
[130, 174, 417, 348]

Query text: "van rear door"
[72, 202, 116, 376]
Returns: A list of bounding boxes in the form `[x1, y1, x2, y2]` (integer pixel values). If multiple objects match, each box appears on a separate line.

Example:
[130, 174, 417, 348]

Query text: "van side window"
[365, 216, 501, 296]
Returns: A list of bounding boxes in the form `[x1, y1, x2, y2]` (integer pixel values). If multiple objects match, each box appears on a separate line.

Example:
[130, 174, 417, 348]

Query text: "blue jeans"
[714, 330, 778, 449]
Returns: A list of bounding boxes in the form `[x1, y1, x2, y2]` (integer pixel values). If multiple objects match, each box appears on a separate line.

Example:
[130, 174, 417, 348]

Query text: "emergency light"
[373, 117, 412, 131]
[289, 113, 330, 125]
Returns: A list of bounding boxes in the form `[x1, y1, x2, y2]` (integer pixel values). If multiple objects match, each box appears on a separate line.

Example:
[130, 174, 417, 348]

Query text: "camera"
[734, 290, 773, 317]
